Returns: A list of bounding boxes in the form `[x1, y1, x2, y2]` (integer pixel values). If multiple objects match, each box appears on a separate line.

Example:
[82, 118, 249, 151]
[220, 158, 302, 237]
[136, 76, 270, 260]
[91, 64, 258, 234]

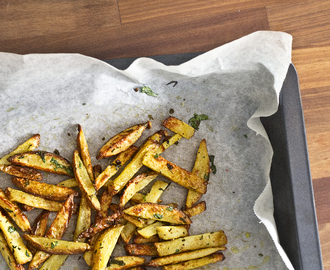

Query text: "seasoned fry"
[22, 235, 90, 254]
[162, 117, 195, 139]
[107, 256, 145, 270]
[0, 188, 31, 232]
[121, 222, 136, 244]
[12, 177, 78, 201]
[97, 121, 151, 160]
[92, 225, 124, 270]
[83, 234, 98, 266]
[73, 150, 101, 211]
[120, 171, 159, 207]
[184, 201, 206, 218]
[0, 134, 40, 166]
[122, 214, 151, 229]
[155, 134, 182, 155]
[154, 231, 227, 256]
[73, 195, 91, 242]
[137, 221, 164, 239]
[6, 188, 63, 212]
[134, 234, 160, 244]
[124, 203, 191, 225]
[39, 254, 68, 270]
[125, 244, 158, 256]
[186, 139, 210, 208]
[156, 226, 189, 240]
[0, 231, 25, 270]
[8, 151, 73, 176]
[0, 164, 42, 181]
[57, 178, 78, 188]
[108, 130, 165, 196]
[77, 124, 94, 182]
[95, 189, 112, 223]
[147, 247, 224, 267]
[142, 152, 208, 194]
[144, 180, 169, 203]
[0, 210, 32, 264]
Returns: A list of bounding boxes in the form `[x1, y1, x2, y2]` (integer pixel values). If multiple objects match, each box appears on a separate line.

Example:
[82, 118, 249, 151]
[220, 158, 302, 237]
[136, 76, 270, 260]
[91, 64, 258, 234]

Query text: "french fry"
[144, 180, 169, 203]
[183, 201, 206, 218]
[162, 117, 195, 139]
[162, 252, 225, 270]
[77, 124, 94, 182]
[156, 226, 189, 240]
[137, 221, 164, 239]
[73, 195, 91, 242]
[22, 235, 90, 254]
[92, 225, 124, 270]
[12, 177, 78, 201]
[73, 150, 101, 211]
[124, 203, 191, 225]
[147, 247, 224, 267]
[106, 256, 145, 270]
[0, 231, 25, 270]
[122, 214, 150, 229]
[121, 222, 136, 244]
[133, 234, 160, 244]
[0, 134, 40, 166]
[142, 152, 208, 194]
[57, 178, 78, 188]
[108, 130, 165, 196]
[39, 254, 68, 270]
[5, 188, 63, 212]
[8, 151, 73, 176]
[95, 189, 112, 223]
[155, 134, 182, 155]
[120, 171, 159, 207]
[154, 231, 227, 257]
[83, 234, 98, 266]
[0, 210, 32, 264]
[96, 121, 151, 160]
[0, 164, 42, 181]
[0, 188, 31, 232]
[186, 139, 210, 208]
[125, 244, 158, 256]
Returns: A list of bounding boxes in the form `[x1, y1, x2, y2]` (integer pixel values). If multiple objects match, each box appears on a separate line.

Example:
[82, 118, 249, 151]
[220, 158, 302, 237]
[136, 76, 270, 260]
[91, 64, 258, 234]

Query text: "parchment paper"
[0, 31, 293, 270]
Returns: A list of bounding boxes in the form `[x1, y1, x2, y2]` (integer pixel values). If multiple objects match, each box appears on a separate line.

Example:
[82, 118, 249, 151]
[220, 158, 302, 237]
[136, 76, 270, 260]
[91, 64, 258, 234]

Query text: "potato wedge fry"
[109, 130, 165, 196]
[0, 188, 31, 232]
[0, 164, 42, 181]
[0, 134, 40, 166]
[133, 234, 160, 244]
[8, 151, 73, 176]
[95, 189, 112, 223]
[39, 254, 68, 270]
[73, 150, 101, 211]
[120, 171, 158, 207]
[137, 221, 164, 239]
[162, 117, 195, 139]
[121, 222, 136, 244]
[96, 146, 138, 191]
[6, 188, 63, 212]
[144, 180, 169, 203]
[142, 152, 208, 194]
[57, 178, 78, 188]
[12, 177, 78, 201]
[97, 121, 151, 160]
[0, 231, 25, 270]
[154, 231, 227, 257]
[162, 252, 225, 270]
[73, 195, 91, 242]
[183, 201, 206, 218]
[156, 226, 189, 240]
[155, 134, 182, 155]
[125, 244, 158, 256]
[186, 139, 210, 208]
[22, 235, 90, 254]
[92, 225, 124, 270]
[107, 256, 145, 270]
[77, 124, 94, 182]
[124, 203, 191, 225]
[0, 210, 32, 264]
[83, 234, 98, 266]
[147, 247, 224, 267]
[122, 214, 150, 229]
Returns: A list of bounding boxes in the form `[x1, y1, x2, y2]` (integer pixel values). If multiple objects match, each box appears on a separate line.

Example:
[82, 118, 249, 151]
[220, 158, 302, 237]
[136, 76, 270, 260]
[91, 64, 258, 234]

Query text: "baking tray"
[104, 55, 323, 270]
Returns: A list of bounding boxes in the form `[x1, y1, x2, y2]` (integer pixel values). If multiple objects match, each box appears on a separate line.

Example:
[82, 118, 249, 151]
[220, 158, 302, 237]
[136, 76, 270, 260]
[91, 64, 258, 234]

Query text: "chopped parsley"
[209, 155, 217, 174]
[37, 151, 46, 163]
[5, 208, 13, 213]
[154, 153, 159, 159]
[153, 214, 163, 219]
[26, 250, 30, 257]
[141, 86, 158, 97]
[107, 258, 126, 267]
[50, 157, 74, 176]
[50, 241, 58, 249]
[166, 206, 173, 211]
[7, 226, 16, 233]
[175, 249, 180, 253]
[188, 114, 209, 130]
[18, 155, 25, 159]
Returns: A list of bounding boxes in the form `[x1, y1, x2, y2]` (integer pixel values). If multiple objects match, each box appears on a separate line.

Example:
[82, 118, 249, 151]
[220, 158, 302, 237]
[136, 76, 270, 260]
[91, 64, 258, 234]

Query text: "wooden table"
[1, 0, 329, 268]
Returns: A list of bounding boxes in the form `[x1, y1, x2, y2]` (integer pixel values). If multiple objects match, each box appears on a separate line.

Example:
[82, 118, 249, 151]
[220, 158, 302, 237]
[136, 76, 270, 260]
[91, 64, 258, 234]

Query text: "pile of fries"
[0, 116, 227, 270]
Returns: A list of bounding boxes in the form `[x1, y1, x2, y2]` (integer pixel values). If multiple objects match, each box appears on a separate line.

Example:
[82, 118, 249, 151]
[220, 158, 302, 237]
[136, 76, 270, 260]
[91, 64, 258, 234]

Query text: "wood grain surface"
[1, 0, 330, 269]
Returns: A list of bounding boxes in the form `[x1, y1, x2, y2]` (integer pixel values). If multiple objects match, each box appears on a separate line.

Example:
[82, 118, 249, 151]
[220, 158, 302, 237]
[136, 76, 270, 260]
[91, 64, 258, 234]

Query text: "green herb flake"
[175, 249, 180, 253]
[204, 173, 209, 180]
[18, 155, 25, 159]
[79, 161, 82, 168]
[188, 114, 209, 130]
[244, 134, 248, 138]
[37, 151, 46, 163]
[51, 241, 58, 249]
[141, 86, 158, 97]
[5, 208, 13, 213]
[153, 214, 163, 219]
[26, 250, 30, 257]
[8, 226, 16, 233]
[154, 153, 159, 159]
[166, 206, 173, 211]
[209, 155, 217, 174]
[143, 195, 147, 202]
[200, 236, 204, 240]
[108, 258, 126, 267]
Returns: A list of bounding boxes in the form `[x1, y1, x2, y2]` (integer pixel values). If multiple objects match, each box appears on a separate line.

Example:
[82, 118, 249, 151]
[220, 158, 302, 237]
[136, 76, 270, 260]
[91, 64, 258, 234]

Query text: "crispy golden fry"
[121, 222, 136, 244]
[95, 189, 112, 223]
[22, 235, 90, 255]
[97, 121, 151, 160]
[0, 210, 32, 264]
[124, 203, 191, 225]
[144, 180, 168, 203]
[57, 178, 78, 188]
[142, 152, 208, 194]
[125, 244, 158, 256]
[0, 164, 42, 181]
[107, 256, 145, 270]
[162, 117, 195, 139]
[155, 134, 182, 155]
[122, 214, 151, 229]
[186, 139, 210, 208]
[147, 247, 224, 267]
[154, 231, 227, 257]
[120, 171, 158, 207]
[134, 234, 160, 244]
[19, 204, 34, 211]
[83, 234, 98, 266]
[73, 150, 101, 211]
[8, 151, 73, 176]
[0, 188, 31, 232]
[73, 195, 91, 242]
[137, 221, 164, 239]
[0, 134, 40, 166]
[108, 130, 165, 196]
[162, 252, 225, 270]
[77, 124, 94, 182]
[0, 231, 25, 270]
[184, 201, 206, 218]
[12, 177, 78, 201]
[6, 188, 63, 212]
[92, 225, 124, 270]
[156, 226, 189, 240]
[130, 192, 147, 204]
[39, 254, 68, 270]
